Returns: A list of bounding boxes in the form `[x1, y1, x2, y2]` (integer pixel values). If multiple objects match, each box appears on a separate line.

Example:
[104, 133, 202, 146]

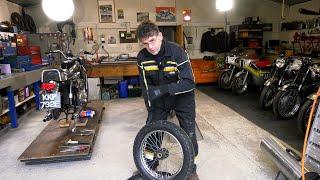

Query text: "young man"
[133, 20, 198, 179]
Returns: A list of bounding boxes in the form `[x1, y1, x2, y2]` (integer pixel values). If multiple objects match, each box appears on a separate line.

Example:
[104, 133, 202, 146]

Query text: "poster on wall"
[137, 12, 149, 22]
[117, 9, 124, 19]
[155, 7, 176, 22]
[98, 0, 115, 23]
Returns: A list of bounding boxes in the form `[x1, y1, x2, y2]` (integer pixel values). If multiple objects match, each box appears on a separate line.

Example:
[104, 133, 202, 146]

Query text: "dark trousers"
[146, 92, 198, 157]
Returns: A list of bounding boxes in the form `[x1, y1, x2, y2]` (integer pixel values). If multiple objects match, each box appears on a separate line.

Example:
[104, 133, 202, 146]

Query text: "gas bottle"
[80, 110, 95, 118]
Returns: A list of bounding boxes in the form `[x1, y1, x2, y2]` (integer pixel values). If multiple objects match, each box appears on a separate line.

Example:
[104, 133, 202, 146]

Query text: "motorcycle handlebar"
[48, 50, 81, 63]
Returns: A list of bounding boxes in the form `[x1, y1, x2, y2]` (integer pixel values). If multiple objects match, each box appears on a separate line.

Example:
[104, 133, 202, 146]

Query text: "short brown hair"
[136, 20, 159, 40]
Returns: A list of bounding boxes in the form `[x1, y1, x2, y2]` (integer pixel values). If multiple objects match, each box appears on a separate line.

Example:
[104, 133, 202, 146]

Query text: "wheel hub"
[156, 148, 169, 160]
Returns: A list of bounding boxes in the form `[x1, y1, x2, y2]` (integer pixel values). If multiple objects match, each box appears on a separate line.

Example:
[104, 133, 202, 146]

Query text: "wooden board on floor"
[18, 101, 105, 164]
[58, 118, 88, 128]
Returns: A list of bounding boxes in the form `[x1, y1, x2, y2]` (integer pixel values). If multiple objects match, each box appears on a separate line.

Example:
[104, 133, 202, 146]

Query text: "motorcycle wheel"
[133, 121, 195, 180]
[297, 99, 318, 135]
[259, 84, 277, 110]
[231, 74, 248, 95]
[218, 71, 232, 90]
[273, 87, 301, 120]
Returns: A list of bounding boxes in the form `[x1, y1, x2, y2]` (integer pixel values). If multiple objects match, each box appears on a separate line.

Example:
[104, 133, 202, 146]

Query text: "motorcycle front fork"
[241, 71, 249, 86]
[228, 66, 235, 82]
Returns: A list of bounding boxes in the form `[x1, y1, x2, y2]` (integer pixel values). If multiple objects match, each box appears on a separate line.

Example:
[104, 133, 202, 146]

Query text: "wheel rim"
[278, 89, 300, 117]
[235, 75, 247, 94]
[303, 105, 312, 132]
[303, 102, 318, 132]
[221, 72, 231, 89]
[264, 86, 277, 107]
[140, 130, 184, 179]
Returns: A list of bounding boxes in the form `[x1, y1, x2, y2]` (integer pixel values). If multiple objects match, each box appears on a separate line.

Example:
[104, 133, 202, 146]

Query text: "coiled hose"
[10, 10, 36, 33]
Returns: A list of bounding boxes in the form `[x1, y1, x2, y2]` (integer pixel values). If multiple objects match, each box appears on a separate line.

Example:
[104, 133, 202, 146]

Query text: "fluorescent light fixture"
[216, 0, 234, 12]
[42, 0, 74, 21]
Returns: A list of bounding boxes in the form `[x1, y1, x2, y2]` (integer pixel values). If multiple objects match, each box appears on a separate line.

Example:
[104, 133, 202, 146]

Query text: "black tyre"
[231, 73, 248, 95]
[133, 121, 195, 180]
[297, 99, 318, 135]
[218, 71, 232, 90]
[259, 84, 277, 110]
[273, 87, 301, 120]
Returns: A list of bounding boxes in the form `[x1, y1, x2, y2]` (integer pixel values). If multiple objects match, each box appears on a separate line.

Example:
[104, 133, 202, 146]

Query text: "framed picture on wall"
[137, 12, 149, 22]
[155, 7, 176, 22]
[117, 9, 124, 19]
[98, 0, 115, 23]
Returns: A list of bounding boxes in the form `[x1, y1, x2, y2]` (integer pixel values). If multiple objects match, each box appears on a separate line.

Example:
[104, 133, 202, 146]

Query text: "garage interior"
[0, 0, 320, 179]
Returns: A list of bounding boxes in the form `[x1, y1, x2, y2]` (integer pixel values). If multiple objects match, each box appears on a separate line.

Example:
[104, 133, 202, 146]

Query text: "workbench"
[86, 59, 220, 84]
[86, 61, 139, 78]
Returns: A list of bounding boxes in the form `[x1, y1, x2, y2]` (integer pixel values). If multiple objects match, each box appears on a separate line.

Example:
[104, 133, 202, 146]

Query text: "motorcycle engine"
[76, 79, 88, 105]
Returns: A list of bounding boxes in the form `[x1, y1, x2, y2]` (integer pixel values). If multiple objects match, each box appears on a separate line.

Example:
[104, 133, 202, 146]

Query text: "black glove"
[147, 85, 169, 101]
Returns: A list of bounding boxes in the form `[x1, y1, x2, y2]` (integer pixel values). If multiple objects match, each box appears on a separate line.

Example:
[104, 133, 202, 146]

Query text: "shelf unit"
[0, 68, 42, 128]
[237, 24, 264, 54]
[0, 95, 35, 116]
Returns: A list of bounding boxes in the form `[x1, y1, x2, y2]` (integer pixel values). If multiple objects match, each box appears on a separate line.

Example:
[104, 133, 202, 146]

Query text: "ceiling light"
[216, 0, 234, 12]
[42, 0, 74, 21]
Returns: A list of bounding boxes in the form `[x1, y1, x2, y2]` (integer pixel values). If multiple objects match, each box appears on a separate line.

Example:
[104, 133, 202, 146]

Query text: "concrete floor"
[0, 88, 283, 180]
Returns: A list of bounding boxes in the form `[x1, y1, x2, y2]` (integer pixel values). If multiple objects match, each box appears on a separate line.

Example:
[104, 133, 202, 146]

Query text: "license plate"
[40, 92, 61, 109]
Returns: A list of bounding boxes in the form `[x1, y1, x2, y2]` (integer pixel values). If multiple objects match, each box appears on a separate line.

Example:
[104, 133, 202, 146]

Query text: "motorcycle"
[231, 58, 272, 95]
[40, 50, 89, 132]
[296, 91, 320, 135]
[259, 55, 295, 109]
[218, 49, 245, 90]
[272, 58, 320, 120]
[133, 121, 195, 179]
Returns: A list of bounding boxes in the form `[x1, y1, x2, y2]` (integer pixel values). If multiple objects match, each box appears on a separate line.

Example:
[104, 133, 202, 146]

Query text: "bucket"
[118, 80, 128, 98]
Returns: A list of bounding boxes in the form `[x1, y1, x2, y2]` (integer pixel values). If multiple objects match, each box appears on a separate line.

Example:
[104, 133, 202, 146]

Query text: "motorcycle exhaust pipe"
[260, 136, 303, 180]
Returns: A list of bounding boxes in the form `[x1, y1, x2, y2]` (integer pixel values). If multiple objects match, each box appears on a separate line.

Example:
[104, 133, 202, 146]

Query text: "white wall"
[25, 0, 288, 58]
[0, 0, 21, 22]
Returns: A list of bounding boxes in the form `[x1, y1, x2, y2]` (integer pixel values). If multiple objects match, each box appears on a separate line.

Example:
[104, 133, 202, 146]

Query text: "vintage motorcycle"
[259, 55, 295, 109]
[231, 58, 272, 95]
[272, 58, 320, 120]
[40, 50, 89, 131]
[218, 49, 245, 90]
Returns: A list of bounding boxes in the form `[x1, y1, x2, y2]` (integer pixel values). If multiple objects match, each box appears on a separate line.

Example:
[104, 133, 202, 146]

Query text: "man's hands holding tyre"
[147, 85, 169, 101]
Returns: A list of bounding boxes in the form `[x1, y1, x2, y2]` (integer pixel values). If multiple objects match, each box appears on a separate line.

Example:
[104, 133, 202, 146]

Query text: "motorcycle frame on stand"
[41, 50, 89, 132]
